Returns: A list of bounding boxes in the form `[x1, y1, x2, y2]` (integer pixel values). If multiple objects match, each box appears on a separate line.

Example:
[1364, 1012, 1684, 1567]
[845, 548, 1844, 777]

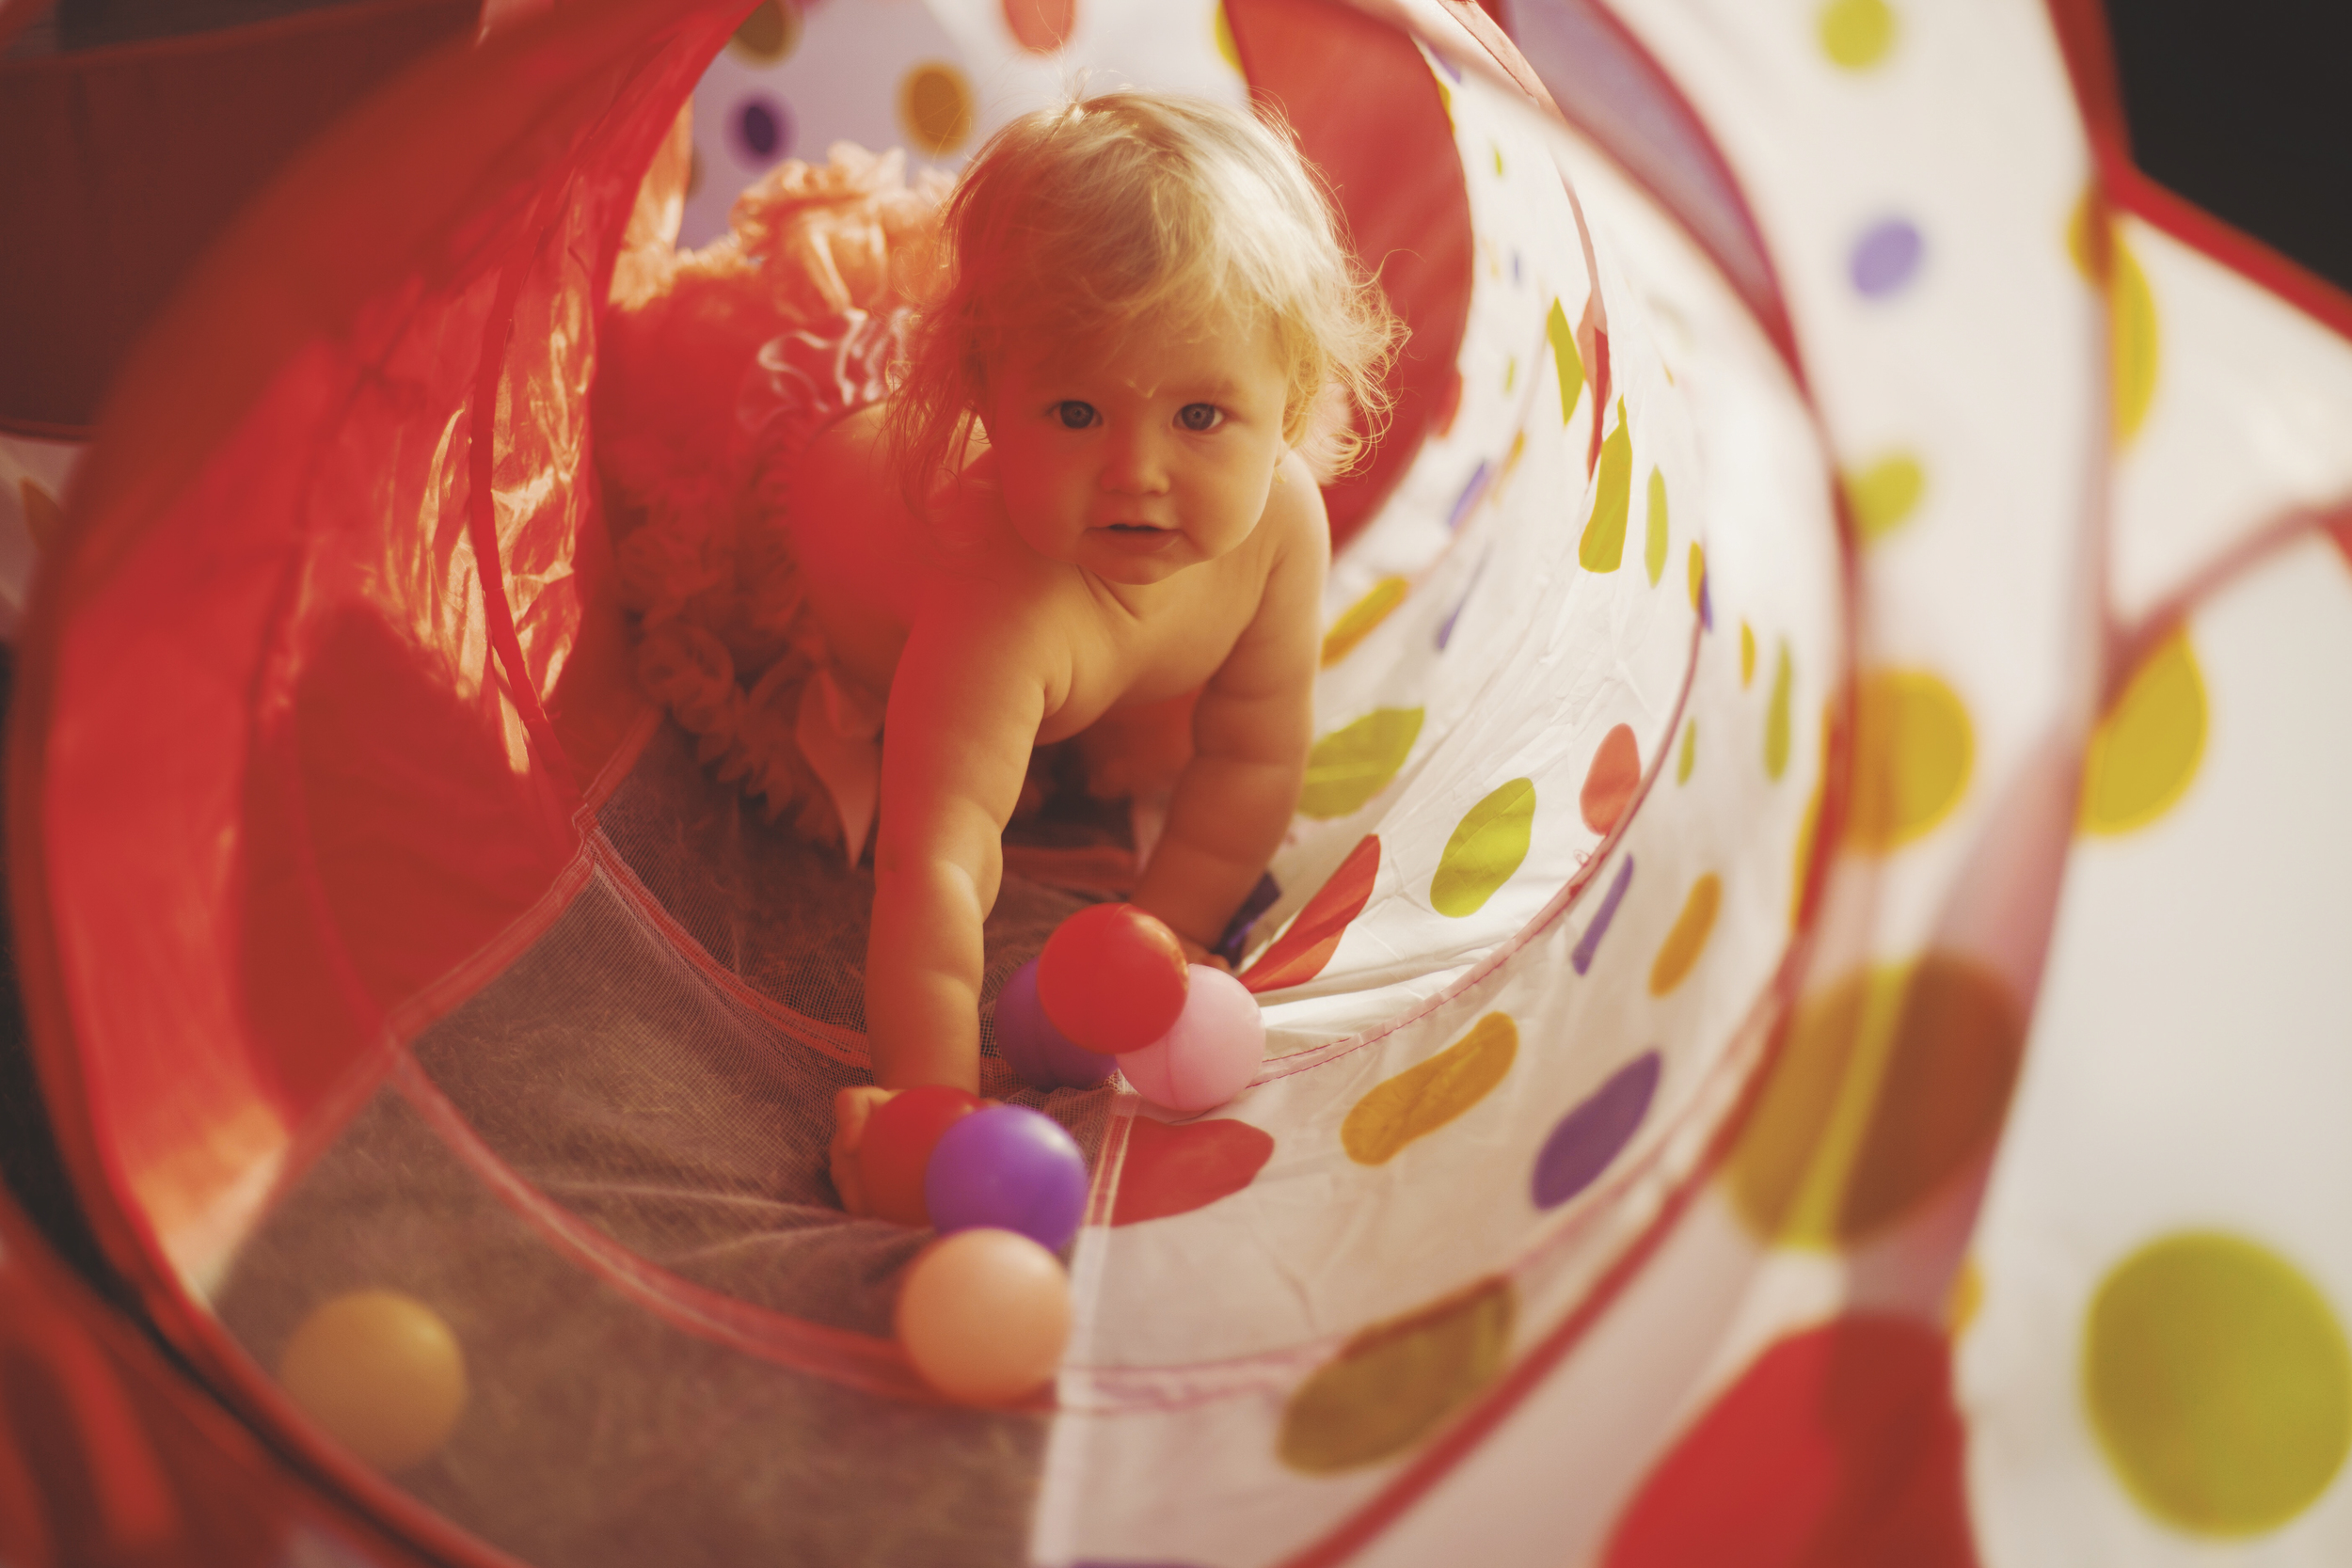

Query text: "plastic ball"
[926, 1103, 1090, 1253]
[896, 1227, 1073, 1406]
[1117, 964, 1265, 1114]
[278, 1290, 468, 1471]
[860, 1083, 984, 1227]
[1037, 902, 1189, 1053]
[995, 958, 1118, 1091]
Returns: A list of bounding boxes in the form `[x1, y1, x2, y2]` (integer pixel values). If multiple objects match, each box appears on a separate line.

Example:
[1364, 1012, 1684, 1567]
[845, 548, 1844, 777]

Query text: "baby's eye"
[1055, 401, 1098, 430]
[1177, 404, 1224, 433]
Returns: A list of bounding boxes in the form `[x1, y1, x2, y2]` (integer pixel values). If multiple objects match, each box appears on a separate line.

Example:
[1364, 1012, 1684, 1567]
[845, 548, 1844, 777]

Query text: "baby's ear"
[1292, 380, 1354, 484]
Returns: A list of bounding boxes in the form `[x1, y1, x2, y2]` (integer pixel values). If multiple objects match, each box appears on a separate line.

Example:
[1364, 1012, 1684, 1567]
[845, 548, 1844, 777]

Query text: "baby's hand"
[828, 1085, 896, 1215]
[1173, 932, 1233, 974]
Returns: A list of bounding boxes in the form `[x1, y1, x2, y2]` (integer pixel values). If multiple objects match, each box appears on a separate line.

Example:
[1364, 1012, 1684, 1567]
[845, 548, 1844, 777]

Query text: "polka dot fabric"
[17, 1, 2352, 1566]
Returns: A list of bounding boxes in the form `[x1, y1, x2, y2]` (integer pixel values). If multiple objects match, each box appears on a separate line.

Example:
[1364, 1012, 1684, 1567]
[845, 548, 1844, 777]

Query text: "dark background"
[2107, 0, 2352, 294]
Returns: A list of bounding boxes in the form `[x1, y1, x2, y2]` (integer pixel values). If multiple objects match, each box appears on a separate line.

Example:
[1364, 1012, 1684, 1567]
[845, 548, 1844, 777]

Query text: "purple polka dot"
[1570, 854, 1633, 976]
[1214, 872, 1281, 967]
[732, 96, 790, 163]
[1437, 555, 1488, 651]
[1532, 1052, 1659, 1211]
[1447, 458, 1493, 532]
[1849, 218, 1923, 297]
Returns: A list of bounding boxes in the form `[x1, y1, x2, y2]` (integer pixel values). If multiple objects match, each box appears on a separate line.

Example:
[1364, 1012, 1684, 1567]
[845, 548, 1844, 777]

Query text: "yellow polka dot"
[1739, 622, 1756, 687]
[1676, 719, 1695, 784]
[728, 0, 799, 63]
[2110, 230, 2159, 446]
[1647, 874, 1720, 996]
[1818, 0, 1896, 70]
[19, 477, 64, 554]
[1847, 670, 1971, 851]
[2087, 1232, 2352, 1535]
[1321, 576, 1407, 668]
[1790, 773, 1822, 928]
[1431, 779, 1536, 917]
[280, 1291, 469, 1472]
[2066, 187, 2104, 281]
[1579, 401, 1631, 572]
[1502, 429, 1527, 483]
[1726, 956, 2021, 1245]
[1547, 299, 1585, 426]
[1686, 543, 1705, 610]
[1502, 356, 1517, 394]
[1763, 641, 1792, 781]
[1280, 1278, 1514, 1472]
[898, 63, 974, 155]
[1343, 1014, 1517, 1164]
[1491, 142, 1504, 177]
[1301, 708, 1423, 819]
[1948, 1258, 1984, 1336]
[1845, 451, 1924, 542]
[1644, 467, 1668, 586]
[2081, 628, 2205, 833]
[1214, 2, 1241, 71]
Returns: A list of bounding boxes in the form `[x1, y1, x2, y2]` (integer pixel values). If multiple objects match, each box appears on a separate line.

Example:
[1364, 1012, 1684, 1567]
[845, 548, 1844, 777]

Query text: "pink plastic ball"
[896, 1228, 1073, 1406]
[1117, 964, 1265, 1114]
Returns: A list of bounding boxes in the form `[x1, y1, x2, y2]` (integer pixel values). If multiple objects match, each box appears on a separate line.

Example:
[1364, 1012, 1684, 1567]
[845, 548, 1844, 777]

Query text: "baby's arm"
[1131, 463, 1329, 955]
[865, 595, 1058, 1092]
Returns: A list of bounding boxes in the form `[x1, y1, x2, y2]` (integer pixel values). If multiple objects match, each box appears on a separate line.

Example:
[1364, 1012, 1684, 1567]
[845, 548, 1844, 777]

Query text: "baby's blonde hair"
[887, 90, 1398, 508]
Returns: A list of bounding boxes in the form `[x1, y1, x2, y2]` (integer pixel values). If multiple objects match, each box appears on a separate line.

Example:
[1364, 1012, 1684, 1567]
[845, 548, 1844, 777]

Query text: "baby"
[787, 92, 1395, 1212]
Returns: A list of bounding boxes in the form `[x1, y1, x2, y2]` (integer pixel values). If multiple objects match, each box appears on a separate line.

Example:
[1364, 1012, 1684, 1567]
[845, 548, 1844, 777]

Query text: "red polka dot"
[1603, 1317, 1978, 1568]
[1109, 1117, 1274, 1226]
[1581, 724, 1642, 833]
[1241, 835, 1378, 993]
[1002, 0, 1075, 53]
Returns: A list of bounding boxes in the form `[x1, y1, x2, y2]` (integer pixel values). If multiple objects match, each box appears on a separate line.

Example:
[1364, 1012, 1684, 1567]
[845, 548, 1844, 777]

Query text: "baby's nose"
[1102, 428, 1170, 493]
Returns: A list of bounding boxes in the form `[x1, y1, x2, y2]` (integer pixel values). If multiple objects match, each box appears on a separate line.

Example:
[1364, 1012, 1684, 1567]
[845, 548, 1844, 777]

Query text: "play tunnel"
[6, 1, 2352, 1564]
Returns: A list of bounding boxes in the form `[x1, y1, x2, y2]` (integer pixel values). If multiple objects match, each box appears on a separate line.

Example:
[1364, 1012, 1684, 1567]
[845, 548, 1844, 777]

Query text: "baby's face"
[982, 306, 1291, 585]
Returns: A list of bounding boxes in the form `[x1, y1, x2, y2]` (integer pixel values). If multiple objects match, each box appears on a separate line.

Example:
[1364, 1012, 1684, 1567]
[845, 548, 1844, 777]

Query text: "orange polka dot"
[1648, 874, 1720, 995]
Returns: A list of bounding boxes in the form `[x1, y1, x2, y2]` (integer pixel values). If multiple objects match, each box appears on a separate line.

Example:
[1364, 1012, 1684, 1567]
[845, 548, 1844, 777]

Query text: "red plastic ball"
[860, 1084, 983, 1227]
[1036, 903, 1190, 1053]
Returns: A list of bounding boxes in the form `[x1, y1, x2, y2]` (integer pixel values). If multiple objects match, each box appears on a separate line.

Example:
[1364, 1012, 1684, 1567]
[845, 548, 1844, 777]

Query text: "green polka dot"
[1846, 452, 1924, 542]
[1818, 0, 1896, 70]
[1579, 400, 1630, 572]
[1280, 1279, 1513, 1472]
[1491, 142, 1504, 177]
[1547, 299, 1585, 426]
[1301, 708, 1424, 819]
[1644, 468, 1669, 585]
[1676, 720, 1695, 784]
[2087, 1232, 2352, 1536]
[1431, 779, 1535, 917]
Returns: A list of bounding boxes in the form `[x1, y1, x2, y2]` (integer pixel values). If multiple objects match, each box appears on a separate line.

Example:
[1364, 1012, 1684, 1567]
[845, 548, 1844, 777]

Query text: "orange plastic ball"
[278, 1290, 468, 1471]
[1036, 903, 1189, 1053]
[861, 1084, 985, 1227]
[896, 1228, 1073, 1406]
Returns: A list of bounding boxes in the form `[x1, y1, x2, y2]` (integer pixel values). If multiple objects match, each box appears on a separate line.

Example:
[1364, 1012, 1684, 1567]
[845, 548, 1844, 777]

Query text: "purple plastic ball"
[924, 1104, 1089, 1253]
[995, 958, 1118, 1091]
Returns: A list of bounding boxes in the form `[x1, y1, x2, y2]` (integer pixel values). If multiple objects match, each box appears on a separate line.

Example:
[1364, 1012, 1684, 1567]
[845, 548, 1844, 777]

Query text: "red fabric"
[1602, 1317, 1979, 1568]
[1226, 0, 1476, 551]
[12, 0, 728, 1299]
